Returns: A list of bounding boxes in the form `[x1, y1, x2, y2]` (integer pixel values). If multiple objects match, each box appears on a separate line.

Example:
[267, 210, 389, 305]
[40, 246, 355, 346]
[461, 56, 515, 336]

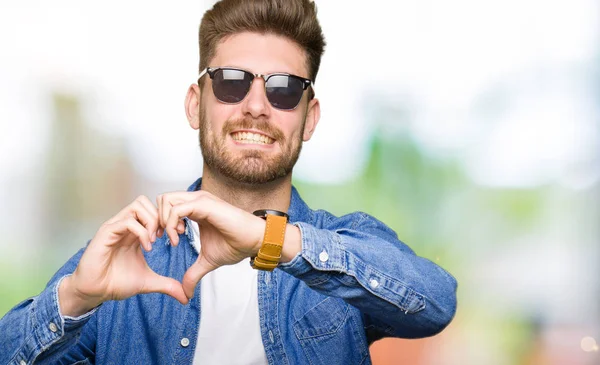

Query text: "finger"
[105, 217, 152, 251]
[141, 272, 189, 305]
[136, 196, 159, 242]
[128, 200, 157, 247]
[105, 196, 156, 245]
[124, 218, 153, 252]
[159, 197, 181, 236]
[177, 220, 185, 234]
[157, 194, 184, 229]
[156, 194, 164, 228]
[164, 201, 208, 246]
[182, 255, 214, 299]
[158, 191, 202, 229]
[156, 194, 172, 230]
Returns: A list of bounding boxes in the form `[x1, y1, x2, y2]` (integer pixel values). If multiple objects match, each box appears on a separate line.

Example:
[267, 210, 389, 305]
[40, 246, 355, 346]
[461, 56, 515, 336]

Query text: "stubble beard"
[198, 107, 305, 185]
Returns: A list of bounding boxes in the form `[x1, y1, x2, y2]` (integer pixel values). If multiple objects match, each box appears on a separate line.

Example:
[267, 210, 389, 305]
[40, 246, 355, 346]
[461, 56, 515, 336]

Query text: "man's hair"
[199, 0, 326, 85]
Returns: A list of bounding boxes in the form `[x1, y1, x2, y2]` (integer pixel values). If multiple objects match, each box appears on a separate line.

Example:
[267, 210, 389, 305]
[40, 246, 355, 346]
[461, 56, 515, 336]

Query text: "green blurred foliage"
[0, 255, 58, 316]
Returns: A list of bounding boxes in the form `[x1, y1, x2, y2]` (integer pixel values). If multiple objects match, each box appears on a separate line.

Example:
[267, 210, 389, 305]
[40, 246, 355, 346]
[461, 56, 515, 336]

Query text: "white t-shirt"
[190, 220, 268, 365]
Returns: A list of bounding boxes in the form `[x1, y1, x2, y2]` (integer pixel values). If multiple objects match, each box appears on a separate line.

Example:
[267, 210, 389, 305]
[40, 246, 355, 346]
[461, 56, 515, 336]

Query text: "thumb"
[142, 273, 189, 305]
[182, 255, 215, 299]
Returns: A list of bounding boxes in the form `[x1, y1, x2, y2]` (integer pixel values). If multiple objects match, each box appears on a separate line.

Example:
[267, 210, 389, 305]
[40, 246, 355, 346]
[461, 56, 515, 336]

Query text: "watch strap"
[251, 212, 288, 271]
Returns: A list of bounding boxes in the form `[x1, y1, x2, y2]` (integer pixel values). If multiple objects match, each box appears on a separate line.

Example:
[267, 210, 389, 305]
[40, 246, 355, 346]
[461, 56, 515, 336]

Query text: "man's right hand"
[58, 196, 189, 317]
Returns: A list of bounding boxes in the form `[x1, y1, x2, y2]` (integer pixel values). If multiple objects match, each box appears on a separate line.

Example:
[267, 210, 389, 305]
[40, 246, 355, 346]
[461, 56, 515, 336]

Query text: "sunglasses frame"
[198, 67, 314, 110]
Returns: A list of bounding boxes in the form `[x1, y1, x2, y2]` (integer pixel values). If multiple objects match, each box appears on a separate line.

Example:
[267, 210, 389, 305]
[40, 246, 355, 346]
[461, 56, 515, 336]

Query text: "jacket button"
[48, 322, 58, 333]
[180, 337, 190, 347]
[20, 361, 27, 365]
[319, 250, 329, 262]
[369, 279, 379, 289]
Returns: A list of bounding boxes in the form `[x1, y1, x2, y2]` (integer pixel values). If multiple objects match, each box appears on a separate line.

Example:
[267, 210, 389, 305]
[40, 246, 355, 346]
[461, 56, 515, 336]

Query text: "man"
[0, 0, 457, 364]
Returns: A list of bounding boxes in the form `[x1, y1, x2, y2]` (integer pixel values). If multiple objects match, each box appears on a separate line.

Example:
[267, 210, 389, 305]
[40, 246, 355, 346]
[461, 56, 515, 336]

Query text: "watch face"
[253, 209, 289, 219]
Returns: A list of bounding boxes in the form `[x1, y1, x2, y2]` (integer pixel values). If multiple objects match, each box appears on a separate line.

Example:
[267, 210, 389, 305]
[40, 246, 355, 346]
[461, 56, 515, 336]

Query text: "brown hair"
[199, 0, 326, 88]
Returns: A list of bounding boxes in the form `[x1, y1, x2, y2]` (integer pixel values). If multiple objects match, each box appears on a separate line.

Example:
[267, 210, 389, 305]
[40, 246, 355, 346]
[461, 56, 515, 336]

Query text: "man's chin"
[210, 161, 286, 185]
[200, 143, 298, 185]
[223, 172, 285, 186]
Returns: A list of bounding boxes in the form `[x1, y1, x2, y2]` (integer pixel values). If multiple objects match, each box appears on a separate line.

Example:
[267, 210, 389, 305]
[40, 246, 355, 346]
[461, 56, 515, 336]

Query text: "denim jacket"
[0, 178, 457, 364]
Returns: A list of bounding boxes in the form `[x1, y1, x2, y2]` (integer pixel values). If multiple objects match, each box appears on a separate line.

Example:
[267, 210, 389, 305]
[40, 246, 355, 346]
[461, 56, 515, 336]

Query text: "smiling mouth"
[231, 131, 275, 145]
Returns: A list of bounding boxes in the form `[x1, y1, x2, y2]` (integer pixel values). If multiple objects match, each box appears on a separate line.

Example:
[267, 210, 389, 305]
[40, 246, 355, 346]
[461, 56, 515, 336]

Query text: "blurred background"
[0, 0, 598, 364]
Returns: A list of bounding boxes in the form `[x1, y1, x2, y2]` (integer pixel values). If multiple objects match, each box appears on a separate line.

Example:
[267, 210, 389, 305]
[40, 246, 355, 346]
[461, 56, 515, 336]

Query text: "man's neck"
[199, 165, 293, 214]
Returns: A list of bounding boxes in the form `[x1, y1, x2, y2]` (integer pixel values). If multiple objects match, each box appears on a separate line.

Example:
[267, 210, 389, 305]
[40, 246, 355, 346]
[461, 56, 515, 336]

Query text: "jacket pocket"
[293, 297, 370, 365]
[293, 297, 349, 339]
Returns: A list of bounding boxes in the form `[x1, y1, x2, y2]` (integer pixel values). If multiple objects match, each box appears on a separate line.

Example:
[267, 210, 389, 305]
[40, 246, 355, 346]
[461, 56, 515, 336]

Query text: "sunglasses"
[198, 67, 314, 110]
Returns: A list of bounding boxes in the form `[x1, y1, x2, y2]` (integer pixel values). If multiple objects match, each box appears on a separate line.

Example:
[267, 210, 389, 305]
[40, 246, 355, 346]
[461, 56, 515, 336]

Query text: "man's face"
[189, 32, 320, 185]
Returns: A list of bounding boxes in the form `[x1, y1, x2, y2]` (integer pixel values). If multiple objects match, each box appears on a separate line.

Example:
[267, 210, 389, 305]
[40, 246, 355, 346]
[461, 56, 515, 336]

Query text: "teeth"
[232, 132, 274, 144]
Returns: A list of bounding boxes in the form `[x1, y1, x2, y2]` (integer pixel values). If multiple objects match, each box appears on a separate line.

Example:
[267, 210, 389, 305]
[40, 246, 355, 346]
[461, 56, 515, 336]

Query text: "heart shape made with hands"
[61, 191, 266, 318]
[63, 190, 300, 318]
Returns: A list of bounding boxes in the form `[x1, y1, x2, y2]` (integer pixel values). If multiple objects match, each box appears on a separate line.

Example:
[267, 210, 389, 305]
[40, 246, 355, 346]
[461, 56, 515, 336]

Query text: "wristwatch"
[250, 209, 289, 271]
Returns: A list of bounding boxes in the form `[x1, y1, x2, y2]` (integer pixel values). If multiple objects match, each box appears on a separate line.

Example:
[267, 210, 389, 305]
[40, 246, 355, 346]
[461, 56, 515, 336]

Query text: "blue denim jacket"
[0, 178, 457, 364]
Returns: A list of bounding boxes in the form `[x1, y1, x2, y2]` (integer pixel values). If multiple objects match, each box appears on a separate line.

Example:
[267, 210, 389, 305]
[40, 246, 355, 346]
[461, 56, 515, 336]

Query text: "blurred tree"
[42, 93, 136, 249]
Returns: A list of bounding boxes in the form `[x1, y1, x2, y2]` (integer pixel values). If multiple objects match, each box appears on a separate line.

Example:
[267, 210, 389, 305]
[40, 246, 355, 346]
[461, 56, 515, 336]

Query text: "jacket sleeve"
[0, 247, 98, 364]
[278, 212, 457, 341]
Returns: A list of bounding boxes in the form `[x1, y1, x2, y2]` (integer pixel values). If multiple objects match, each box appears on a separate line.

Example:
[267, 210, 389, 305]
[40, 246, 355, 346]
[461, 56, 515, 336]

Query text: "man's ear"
[302, 97, 321, 141]
[185, 84, 201, 130]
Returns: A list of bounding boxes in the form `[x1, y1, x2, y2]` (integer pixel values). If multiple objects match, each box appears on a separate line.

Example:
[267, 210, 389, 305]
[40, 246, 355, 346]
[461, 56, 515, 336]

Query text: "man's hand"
[59, 196, 189, 317]
[157, 191, 266, 299]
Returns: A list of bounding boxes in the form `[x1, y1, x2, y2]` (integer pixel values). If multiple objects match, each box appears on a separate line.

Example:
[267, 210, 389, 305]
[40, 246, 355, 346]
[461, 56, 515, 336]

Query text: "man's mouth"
[231, 131, 275, 145]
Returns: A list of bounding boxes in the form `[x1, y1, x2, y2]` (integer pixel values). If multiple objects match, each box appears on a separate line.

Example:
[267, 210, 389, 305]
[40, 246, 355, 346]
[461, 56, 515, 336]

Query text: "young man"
[0, 1, 457, 364]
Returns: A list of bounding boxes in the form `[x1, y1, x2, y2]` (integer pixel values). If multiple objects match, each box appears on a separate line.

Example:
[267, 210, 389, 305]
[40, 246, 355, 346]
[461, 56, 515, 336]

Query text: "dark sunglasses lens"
[265, 75, 305, 110]
[212, 69, 252, 103]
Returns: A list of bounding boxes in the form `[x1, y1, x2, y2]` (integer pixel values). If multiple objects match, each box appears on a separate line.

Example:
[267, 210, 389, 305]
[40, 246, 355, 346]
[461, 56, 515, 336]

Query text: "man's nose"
[241, 77, 271, 119]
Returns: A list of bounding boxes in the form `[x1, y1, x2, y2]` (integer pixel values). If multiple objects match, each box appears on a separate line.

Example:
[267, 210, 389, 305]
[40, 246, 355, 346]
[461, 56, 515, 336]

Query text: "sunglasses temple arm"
[197, 68, 208, 81]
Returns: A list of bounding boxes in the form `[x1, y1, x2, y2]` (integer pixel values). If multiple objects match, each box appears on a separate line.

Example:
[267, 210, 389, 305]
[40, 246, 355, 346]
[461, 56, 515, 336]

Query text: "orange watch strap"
[252, 214, 288, 271]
